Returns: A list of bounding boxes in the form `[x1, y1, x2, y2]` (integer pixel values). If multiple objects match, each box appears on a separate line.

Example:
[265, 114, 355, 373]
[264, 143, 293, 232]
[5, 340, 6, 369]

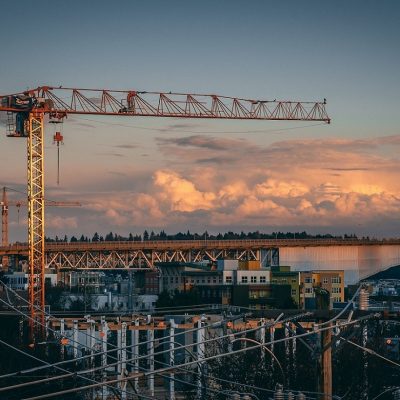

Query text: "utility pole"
[320, 325, 332, 399]
[315, 287, 332, 400]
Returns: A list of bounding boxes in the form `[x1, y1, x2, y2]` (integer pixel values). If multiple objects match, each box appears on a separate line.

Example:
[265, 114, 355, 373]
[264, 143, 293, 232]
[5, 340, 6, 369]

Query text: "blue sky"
[1, 0, 400, 240]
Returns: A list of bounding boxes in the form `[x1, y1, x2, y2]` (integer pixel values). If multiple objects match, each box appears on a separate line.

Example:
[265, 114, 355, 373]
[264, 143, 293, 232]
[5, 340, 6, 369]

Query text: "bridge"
[2, 239, 400, 283]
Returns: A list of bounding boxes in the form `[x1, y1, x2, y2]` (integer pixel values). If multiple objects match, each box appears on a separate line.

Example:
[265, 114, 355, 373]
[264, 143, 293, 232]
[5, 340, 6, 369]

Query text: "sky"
[1, 0, 400, 241]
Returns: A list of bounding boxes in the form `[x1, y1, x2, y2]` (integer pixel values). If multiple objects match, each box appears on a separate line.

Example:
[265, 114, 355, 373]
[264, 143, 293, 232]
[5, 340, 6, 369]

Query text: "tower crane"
[1, 187, 81, 270]
[0, 86, 330, 336]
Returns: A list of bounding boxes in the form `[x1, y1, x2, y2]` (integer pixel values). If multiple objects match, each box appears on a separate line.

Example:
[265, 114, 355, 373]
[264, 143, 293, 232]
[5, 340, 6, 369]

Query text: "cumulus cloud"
[46, 215, 78, 229]
[39, 133, 400, 236]
[154, 170, 216, 212]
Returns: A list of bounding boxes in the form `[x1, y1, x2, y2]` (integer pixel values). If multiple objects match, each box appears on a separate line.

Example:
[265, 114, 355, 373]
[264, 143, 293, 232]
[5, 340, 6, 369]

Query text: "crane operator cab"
[1, 95, 34, 137]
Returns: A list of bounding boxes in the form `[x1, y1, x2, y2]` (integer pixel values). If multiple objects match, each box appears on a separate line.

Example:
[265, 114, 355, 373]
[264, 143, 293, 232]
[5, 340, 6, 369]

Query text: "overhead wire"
[0, 282, 382, 399]
[72, 115, 328, 135]
[0, 336, 149, 400]
[17, 316, 374, 400]
[339, 336, 400, 368]
[0, 291, 372, 386]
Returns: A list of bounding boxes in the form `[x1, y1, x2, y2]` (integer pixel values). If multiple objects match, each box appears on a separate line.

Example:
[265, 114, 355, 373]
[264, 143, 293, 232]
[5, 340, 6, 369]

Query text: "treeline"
[45, 230, 359, 243]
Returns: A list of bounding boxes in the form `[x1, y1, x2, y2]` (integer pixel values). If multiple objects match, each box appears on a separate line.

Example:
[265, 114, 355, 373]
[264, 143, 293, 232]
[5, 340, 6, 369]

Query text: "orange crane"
[0, 86, 330, 336]
[1, 187, 81, 270]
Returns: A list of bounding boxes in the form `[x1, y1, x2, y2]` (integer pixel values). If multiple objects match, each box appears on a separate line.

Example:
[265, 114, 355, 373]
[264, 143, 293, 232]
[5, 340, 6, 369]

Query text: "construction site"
[0, 85, 398, 400]
[1, 2, 400, 398]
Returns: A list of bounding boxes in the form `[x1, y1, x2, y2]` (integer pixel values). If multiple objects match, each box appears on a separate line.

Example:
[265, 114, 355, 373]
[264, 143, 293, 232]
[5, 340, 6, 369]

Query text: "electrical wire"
[0, 283, 380, 399]
[371, 387, 400, 400]
[18, 316, 372, 400]
[340, 336, 400, 368]
[0, 291, 376, 400]
[1, 292, 371, 384]
[317, 285, 361, 327]
[0, 293, 284, 379]
[73, 115, 328, 135]
[0, 337, 151, 400]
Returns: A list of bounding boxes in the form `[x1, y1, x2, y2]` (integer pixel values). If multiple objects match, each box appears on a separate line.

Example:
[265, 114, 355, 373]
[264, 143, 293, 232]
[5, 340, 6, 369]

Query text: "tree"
[92, 232, 100, 242]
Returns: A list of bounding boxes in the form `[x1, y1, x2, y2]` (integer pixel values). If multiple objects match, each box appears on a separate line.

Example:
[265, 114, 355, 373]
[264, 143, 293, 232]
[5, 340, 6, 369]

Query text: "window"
[331, 276, 341, 284]
[305, 277, 312, 284]
[170, 277, 174, 283]
[225, 276, 232, 284]
[291, 289, 297, 295]
[332, 287, 341, 293]
[260, 276, 266, 283]
[305, 288, 313, 294]
[259, 290, 267, 298]
[249, 291, 258, 299]
[213, 278, 217, 284]
[323, 278, 328, 284]
[241, 276, 248, 284]
[251, 276, 257, 283]
[291, 278, 297, 283]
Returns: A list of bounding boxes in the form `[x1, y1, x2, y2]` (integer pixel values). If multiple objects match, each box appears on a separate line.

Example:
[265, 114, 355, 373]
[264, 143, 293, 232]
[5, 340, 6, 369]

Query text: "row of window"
[163, 276, 223, 285]
[271, 278, 297, 284]
[162, 275, 269, 285]
[304, 287, 342, 295]
[201, 289, 231, 298]
[304, 276, 342, 284]
[241, 276, 267, 284]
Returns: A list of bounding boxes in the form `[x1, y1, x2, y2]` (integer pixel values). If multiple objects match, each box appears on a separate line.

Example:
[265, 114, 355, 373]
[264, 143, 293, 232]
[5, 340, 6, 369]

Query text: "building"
[300, 270, 345, 309]
[270, 265, 300, 307]
[158, 259, 288, 309]
[4, 269, 58, 290]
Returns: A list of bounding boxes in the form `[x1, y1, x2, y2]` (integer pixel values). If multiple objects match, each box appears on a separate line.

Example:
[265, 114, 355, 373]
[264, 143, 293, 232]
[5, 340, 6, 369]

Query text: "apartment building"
[300, 270, 345, 309]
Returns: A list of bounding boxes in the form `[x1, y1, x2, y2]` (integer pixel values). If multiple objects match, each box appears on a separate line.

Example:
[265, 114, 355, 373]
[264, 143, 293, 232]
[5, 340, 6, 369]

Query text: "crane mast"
[0, 86, 330, 338]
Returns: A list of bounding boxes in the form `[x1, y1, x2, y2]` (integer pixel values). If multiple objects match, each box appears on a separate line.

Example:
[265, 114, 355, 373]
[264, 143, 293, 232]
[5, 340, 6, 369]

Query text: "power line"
[74, 115, 328, 135]
[0, 337, 151, 400]
[340, 336, 400, 369]
[0, 282, 381, 399]
[18, 316, 370, 400]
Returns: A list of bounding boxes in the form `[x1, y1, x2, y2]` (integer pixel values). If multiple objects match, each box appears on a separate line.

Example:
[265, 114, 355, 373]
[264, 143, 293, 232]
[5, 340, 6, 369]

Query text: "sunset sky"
[1, 0, 400, 241]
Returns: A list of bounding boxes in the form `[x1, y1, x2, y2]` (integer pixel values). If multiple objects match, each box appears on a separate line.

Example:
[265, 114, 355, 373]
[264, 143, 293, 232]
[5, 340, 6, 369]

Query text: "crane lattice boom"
[0, 86, 330, 122]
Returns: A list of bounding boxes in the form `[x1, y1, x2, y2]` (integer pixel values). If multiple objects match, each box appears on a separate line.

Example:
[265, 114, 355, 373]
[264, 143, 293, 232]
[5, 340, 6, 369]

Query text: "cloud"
[18, 132, 400, 237]
[157, 135, 246, 151]
[46, 215, 78, 229]
[112, 144, 138, 149]
[154, 170, 216, 212]
[96, 152, 125, 157]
